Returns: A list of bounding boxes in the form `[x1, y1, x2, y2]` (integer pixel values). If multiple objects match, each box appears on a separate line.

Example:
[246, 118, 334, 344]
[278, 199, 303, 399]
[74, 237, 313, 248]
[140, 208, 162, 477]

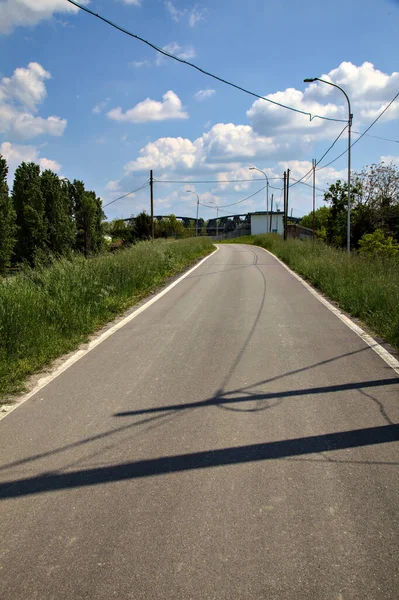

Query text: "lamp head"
[304, 78, 317, 83]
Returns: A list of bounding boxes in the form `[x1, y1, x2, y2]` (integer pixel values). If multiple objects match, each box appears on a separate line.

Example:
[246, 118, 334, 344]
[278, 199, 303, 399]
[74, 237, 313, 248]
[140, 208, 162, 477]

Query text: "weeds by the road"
[0, 238, 213, 400]
[223, 235, 399, 351]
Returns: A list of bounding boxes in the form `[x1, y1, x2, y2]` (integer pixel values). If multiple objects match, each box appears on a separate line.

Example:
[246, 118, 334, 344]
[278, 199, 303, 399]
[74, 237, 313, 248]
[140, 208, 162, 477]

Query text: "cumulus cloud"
[164, 1, 206, 27]
[194, 89, 216, 101]
[248, 62, 399, 140]
[0, 0, 89, 34]
[0, 141, 61, 177]
[0, 62, 67, 139]
[121, 0, 142, 5]
[124, 123, 285, 173]
[108, 90, 188, 123]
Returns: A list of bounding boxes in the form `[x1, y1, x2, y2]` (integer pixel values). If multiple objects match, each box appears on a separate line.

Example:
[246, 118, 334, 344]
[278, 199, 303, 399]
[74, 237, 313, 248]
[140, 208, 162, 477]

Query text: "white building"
[250, 211, 284, 235]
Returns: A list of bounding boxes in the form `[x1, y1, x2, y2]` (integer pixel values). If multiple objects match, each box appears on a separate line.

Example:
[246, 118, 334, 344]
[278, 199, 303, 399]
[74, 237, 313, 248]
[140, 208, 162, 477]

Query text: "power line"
[154, 177, 282, 183]
[289, 123, 348, 189]
[352, 131, 399, 144]
[317, 92, 399, 171]
[102, 182, 148, 208]
[290, 177, 325, 193]
[66, 0, 347, 124]
[219, 185, 266, 208]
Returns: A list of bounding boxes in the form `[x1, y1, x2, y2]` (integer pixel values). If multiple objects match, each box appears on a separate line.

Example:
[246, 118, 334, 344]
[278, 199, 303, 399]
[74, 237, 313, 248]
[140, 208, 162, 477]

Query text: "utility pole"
[286, 168, 290, 231]
[283, 171, 287, 240]
[312, 158, 316, 241]
[269, 194, 273, 233]
[150, 169, 154, 239]
[216, 205, 219, 237]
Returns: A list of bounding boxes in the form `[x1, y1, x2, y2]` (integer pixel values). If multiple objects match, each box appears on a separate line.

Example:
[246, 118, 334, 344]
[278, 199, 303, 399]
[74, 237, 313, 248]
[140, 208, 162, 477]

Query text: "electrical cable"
[352, 131, 399, 144]
[154, 177, 282, 183]
[66, 0, 347, 124]
[289, 123, 348, 188]
[317, 92, 399, 171]
[102, 181, 148, 208]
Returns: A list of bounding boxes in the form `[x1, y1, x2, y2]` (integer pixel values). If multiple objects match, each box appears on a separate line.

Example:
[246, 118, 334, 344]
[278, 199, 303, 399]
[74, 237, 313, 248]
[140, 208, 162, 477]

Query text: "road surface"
[0, 243, 398, 599]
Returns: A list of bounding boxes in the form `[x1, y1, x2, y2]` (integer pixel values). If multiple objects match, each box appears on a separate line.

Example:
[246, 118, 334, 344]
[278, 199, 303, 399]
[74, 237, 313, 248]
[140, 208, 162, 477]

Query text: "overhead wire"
[317, 92, 399, 171]
[66, 0, 347, 124]
[102, 181, 149, 208]
[154, 177, 282, 183]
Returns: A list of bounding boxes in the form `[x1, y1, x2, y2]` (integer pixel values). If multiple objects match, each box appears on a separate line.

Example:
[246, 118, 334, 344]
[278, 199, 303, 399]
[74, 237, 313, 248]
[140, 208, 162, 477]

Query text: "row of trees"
[300, 162, 399, 253]
[0, 154, 104, 273]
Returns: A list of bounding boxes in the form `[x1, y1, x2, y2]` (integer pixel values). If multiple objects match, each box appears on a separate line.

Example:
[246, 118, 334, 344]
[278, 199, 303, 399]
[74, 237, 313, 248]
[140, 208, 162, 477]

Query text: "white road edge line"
[258, 246, 399, 376]
[0, 247, 219, 422]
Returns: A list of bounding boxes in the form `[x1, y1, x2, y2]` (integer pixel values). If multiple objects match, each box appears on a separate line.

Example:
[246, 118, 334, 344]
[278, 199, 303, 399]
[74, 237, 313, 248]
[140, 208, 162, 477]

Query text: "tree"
[12, 162, 46, 264]
[358, 229, 399, 257]
[354, 161, 399, 241]
[300, 206, 330, 231]
[41, 170, 75, 256]
[67, 181, 104, 256]
[134, 211, 152, 240]
[0, 154, 16, 273]
[323, 179, 362, 248]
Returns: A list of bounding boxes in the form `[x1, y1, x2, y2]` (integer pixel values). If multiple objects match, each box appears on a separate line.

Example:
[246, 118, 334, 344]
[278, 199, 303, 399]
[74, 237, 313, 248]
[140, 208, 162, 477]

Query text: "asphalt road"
[1, 243, 398, 600]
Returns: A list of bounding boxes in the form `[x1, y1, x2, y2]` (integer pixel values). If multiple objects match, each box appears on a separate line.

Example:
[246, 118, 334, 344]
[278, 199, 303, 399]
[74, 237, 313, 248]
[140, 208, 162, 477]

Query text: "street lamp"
[304, 77, 353, 253]
[186, 190, 200, 236]
[249, 167, 269, 233]
[208, 200, 219, 236]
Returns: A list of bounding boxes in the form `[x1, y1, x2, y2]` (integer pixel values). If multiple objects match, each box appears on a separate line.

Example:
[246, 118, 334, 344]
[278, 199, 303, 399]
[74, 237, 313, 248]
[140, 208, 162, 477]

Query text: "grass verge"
[222, 234, 399, 351]
[0, 238, 214, 401]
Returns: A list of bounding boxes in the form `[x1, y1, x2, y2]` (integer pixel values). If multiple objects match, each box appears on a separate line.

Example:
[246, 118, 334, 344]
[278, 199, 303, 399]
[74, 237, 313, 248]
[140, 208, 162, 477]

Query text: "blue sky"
[0, 0, 398, 221]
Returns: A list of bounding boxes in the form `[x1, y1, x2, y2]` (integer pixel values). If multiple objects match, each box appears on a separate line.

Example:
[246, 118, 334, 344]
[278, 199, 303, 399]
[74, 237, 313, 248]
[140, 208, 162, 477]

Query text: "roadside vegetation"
[222, 234, 399, 351]
[0, 237, 213, 401]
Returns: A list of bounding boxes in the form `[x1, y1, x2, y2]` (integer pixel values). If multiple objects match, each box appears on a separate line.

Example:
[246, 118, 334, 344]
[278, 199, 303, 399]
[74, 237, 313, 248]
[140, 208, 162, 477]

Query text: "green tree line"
[300, 161, 399, 255]
[0, 154, 104, 273]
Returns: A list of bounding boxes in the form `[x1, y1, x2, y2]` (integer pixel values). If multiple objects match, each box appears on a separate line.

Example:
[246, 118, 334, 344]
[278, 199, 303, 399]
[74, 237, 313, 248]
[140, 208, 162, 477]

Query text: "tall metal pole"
[216, 205, 219, 237]
[304, 78, 352, 253]
[347, 112, 352, 254]
[186, 190, 200, 236]
[312, 158, 316, 240]
[283, 171, 287, 240]
[150, 169, 154, 239]
[286, 169, 290, 239]
[270, 194, 273, 233]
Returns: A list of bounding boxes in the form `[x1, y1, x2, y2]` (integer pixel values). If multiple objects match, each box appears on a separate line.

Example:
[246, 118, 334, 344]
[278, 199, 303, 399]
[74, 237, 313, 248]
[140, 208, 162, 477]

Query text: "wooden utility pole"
[150, 169, 154, 239]
[286, 169, 290, 239]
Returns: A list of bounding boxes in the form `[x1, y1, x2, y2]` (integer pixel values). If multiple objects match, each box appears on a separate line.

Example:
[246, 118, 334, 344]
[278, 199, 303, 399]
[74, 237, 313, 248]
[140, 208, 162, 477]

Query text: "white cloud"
[0, 62, 67, 139]
[39, 157, 61, 172]
[0, 0, 89, 34]
[92, 98, 110, 114]
[130, 60, 151, 68]
[120, 0, 142, 5]
[0, 141, 61, 177]
[164, 1, 206, 27]
[124, 123, 284, 173]
[106, 179, 122, 191]
[158, 42, 196, 63]
[247, 62, 399, 141]
[194, 89, 216, 101]
[0, 61, 50, 110]
[108, 90, 188, 123]
[380, 155, 399, 168]
[188, 6, 205, 27]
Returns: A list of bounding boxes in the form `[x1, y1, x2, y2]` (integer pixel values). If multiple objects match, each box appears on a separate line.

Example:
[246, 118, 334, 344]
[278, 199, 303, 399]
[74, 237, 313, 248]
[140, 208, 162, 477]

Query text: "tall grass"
[223, 234, 399, 350]
[0, 238, 213, 399]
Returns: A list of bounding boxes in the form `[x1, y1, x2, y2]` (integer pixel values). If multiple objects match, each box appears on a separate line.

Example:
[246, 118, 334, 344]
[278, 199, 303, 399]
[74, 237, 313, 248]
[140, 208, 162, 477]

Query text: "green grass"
[0, 238, 214, 401]
[222, 234, 399, 351]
